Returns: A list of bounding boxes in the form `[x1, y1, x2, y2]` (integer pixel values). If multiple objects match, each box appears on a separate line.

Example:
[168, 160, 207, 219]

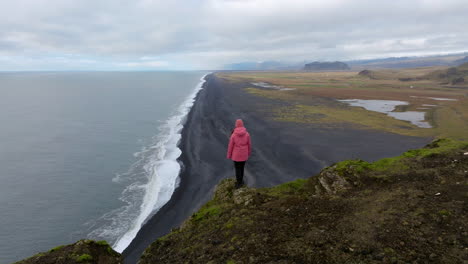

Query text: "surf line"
[113, 73, 209, 253]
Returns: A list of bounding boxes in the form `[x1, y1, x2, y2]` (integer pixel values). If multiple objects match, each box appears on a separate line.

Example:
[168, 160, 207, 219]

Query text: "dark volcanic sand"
[122, 73, 430, 263]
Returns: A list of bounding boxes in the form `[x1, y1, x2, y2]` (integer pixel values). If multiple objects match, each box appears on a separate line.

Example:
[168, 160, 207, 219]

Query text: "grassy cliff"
[140, 139, 468, 264]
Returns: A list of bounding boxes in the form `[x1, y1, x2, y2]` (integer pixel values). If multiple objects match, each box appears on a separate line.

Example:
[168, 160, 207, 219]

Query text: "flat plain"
[217, 67, 468, 140]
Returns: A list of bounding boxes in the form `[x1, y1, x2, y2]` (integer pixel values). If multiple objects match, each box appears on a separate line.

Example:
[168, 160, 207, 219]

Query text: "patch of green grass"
[438, 209, 450, 216]
[369, 156, 408, 172]
[192, 204, 222, 221]
[96, 240, 109, 246]
[107, 246, 115, 255]
[75, 254, 93, 262]
[334, 138, 467, 175]
[335, 160, 370, 175]
[49, 245, 65, 252]
[263, 178, 307, 196]
[226, 260, 236, 264]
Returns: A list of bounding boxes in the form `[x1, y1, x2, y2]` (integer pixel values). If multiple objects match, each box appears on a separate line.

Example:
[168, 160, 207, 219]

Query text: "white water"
[85, 74, 208, 253]
[339, 99, 432, 128]
[112, 74, 208, 252]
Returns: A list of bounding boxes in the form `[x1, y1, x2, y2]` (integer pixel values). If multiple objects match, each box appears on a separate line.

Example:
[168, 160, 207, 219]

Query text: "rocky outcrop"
[358, 69, 376, 79]
[139, 139, 468, 264]
[315, 165, 352, 195]
[15, 240, 122, 264]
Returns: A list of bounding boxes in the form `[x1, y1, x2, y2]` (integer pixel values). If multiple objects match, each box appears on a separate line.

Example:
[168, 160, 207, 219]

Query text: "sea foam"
[86, 74, 208, 253]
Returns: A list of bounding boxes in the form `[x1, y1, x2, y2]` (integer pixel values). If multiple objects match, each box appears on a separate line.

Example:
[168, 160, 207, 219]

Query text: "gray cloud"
[0, 0, 467, 69]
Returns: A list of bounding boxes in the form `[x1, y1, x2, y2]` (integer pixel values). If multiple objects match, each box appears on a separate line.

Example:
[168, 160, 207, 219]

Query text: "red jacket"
[227, 119, 251, 162]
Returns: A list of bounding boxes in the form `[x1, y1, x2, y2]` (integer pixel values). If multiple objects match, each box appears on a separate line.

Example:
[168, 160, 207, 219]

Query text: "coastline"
[112, 73, 209, 253]
[122, 73, 431, 263]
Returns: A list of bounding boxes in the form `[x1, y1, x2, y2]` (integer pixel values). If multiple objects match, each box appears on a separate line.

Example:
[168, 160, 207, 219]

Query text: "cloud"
[117, 60, 169, 68]
[0, 0, 467, 70]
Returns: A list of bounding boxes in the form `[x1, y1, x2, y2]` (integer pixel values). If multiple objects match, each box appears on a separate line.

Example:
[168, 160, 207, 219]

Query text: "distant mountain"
[223, 61, 300, 71]
[303, 61, 350, 71]
[223, 52, 468, 71]
[347, 53, 468, 69]
[454, 56, 468, 66]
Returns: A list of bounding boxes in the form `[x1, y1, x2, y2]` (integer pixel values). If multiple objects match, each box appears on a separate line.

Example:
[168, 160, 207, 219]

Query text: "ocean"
[0, 71, 207, 263]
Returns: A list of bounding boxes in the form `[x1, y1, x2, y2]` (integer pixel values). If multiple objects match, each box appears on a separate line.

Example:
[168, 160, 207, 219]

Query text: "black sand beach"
[122, 73, 430, 263]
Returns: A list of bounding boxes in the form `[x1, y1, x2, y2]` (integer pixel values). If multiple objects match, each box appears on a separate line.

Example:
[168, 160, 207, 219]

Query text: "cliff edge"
[15, 139, 468, 264]
[14, 240, 122, 264]
[140, 138, 467, 264]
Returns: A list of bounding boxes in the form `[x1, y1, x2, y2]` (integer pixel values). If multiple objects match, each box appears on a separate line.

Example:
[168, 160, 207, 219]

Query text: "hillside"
[425, 62, 468, 85]
[140, 139, 468, 264]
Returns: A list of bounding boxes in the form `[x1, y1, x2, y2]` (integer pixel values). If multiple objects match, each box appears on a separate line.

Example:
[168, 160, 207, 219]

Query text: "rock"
[358, 70, 376, 79]
[213, 178, 236, 202]
[233, 188, 255, 206]
[317, 166, 352, 194]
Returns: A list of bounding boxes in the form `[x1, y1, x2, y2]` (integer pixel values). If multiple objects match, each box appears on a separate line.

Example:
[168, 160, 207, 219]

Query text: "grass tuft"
[75, 254, 93, 262]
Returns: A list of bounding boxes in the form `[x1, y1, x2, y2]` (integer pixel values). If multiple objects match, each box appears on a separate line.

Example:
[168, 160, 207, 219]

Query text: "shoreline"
[112, 73, 209, 253]
[122, 73, 431, 263]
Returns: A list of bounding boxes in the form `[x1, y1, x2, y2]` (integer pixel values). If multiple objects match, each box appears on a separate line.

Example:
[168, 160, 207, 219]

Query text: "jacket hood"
[235, 119, 244, 128]
[234, 127, 247, 136]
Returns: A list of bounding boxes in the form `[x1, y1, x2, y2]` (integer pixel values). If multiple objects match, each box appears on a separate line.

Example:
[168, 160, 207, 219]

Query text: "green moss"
[75, 254, 93, 262]
[225, 222, 234, 229]
[333, 138, 468, 176]
[369, 156, 408, 172]
[49, 245, 65, 252]
[226, 260, 236, 264]
[192, 204, 222, 221]
[96, 240, 109, 246]
[335, 160, 370, 174]
[107, 246, 114, 255]
[384, 247, 395, 255]
[438, 209, 450, 216]
[264, 178, 307, 196]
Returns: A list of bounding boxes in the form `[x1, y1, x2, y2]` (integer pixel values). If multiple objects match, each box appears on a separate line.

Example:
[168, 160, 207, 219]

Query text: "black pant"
[234, 161, 246, 185]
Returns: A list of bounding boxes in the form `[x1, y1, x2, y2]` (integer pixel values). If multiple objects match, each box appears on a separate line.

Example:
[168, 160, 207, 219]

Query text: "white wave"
[112, 73, 209, 253]
[86, 73, 209, 253]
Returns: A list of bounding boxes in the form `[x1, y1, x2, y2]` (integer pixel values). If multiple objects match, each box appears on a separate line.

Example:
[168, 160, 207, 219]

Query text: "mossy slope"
[15, 240, 122, 264]
[140, 139, 468, 264]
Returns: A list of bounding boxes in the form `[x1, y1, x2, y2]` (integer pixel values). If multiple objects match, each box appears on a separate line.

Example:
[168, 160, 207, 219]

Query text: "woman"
[227, 119, 251, 188]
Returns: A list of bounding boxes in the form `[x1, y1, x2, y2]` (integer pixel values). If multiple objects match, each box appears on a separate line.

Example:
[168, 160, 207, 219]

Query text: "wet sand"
[122, 73, 430, 263]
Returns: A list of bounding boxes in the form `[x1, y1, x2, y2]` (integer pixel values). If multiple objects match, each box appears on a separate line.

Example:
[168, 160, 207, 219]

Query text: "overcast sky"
[0, 0, 467, 70]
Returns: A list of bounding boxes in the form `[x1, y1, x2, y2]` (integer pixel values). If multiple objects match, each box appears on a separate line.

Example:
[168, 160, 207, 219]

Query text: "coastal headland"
[122, 72, 431, 263]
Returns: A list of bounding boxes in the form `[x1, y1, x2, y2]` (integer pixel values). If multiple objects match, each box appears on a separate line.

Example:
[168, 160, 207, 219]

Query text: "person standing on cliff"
[227, 119, 251, 188]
